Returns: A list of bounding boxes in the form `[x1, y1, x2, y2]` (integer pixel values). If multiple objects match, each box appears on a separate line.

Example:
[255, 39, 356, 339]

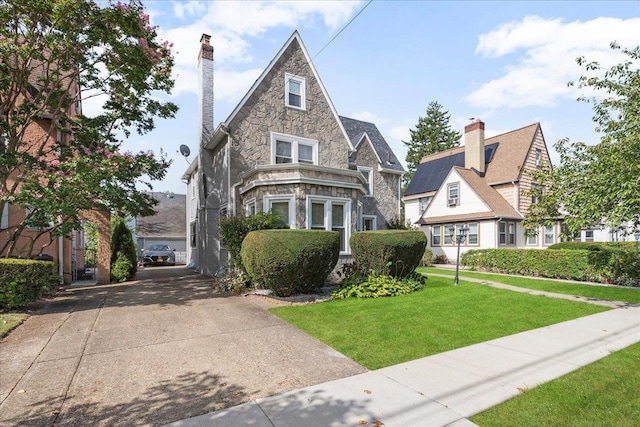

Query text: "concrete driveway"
[0, 266, 365, 426]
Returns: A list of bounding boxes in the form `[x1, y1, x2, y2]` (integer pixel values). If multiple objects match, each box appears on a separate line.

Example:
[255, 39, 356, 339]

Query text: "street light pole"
[450, 225, 469, 286]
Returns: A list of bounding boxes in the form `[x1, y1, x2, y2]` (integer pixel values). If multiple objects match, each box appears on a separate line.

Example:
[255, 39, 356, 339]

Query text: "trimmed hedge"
[0, 259, 57, 309]
[240, 229, 340, 297]
[548, 241, 635, 252]
[350, 230, 427, 278]
[461, 248, 639, 285]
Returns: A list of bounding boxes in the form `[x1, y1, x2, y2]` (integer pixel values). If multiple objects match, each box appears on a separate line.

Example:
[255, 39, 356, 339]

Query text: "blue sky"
[100, 1, 640, 195]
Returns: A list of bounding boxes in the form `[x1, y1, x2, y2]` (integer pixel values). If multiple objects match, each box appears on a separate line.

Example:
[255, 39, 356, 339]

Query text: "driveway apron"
[0, 267, 366, 426]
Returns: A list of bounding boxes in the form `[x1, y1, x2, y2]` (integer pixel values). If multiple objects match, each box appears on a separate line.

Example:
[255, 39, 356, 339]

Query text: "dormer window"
[285, 73, 305, 109]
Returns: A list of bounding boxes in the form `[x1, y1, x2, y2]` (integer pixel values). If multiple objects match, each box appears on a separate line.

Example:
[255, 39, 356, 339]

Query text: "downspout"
[58, 233, 64, 284]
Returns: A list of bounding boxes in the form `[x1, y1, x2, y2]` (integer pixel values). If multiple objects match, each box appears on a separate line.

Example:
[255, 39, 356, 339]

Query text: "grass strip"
[0, 313, 29, 338]
[271, 276, 607, 370]
[471, 341, 640, 427]
[419, 267, 640, 304]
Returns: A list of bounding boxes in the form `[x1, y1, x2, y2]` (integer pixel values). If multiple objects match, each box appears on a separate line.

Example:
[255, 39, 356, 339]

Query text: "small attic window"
[285, 73, 305, 110]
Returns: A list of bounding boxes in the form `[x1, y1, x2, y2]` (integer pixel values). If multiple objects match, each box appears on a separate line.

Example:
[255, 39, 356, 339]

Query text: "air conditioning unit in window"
[448, 198, 458, 206]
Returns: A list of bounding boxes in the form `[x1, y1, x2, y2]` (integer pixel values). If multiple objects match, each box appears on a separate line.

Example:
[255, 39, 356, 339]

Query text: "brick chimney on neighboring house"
[464, 119, 485, 174]
[199, 33, 214, 147]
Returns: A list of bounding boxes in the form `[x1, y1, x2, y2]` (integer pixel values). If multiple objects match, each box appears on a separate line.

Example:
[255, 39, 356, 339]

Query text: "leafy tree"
[0, 0, 177, 258]
[110, 216, 136, 281]
[524, 43, 640, 236]
[402, 101, 461, 188]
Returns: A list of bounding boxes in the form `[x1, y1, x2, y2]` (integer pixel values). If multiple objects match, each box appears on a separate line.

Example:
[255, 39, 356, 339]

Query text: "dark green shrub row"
[0, 259, 57, 309]
[548, 241, 635, 251]
[240, 229, 339, 297]
[220, 212, 288, 272]
[331, 273, 426, 299]
[461, 248, 639, 285]
[350, 230, 427, 278]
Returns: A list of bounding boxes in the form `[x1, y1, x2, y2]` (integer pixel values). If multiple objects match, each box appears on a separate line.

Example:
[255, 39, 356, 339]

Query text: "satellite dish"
[179, 144, 191, 157]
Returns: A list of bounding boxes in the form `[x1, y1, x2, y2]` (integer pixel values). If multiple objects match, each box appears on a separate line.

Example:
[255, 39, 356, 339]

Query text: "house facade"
[0, 56, 111, 284]
[183, 32, 404, 276]
[404, 120, 563, 261]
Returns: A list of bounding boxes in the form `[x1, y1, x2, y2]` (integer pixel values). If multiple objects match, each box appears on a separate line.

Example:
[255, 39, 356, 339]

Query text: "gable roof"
[340, 116, 405, 173]
[136, 192, 186, 238]
[405, 122, 540, 197]
[208, 31, 353, 152]
[417, 167, 521, 224]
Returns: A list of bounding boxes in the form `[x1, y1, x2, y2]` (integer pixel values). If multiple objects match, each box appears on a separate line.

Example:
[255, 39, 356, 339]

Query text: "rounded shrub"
[240, 229, 340, 297]
[350, 230, 427, 278]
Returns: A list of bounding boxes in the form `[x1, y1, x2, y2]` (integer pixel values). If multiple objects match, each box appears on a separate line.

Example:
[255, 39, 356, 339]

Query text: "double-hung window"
[444, 224, 453, 245]
[271, 132, 317, 165]
[447, 183, 459, 206]
[431, 225, 441, 246]
[544, 225, 555, 245]
[285, 73, 305, 109]
[307, 197, 351, 253]
[499, 221, 516, 245]
[467, 223, 478, 245]
[531, 183, 544, 204]
[264, 195, 295, 228]
[362, 215, 376, 231]
[535, 148, 542, 167]
[357, 166, 373, 196]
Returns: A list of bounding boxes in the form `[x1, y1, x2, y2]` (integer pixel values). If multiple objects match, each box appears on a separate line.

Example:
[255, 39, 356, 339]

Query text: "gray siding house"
[183, 32, 404, 276]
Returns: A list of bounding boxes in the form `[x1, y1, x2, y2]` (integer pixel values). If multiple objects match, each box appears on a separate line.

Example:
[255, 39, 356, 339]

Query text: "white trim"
[270, 132, 318, 165]
[357, 166, 373, 197]
[305, 195, 351, 254]
[264, 194, 296, 228]
[362, 214, 377, 231]
[285, 73, 305, 110]
[244, 197, 256, 216]
[240, 177, 365, 195]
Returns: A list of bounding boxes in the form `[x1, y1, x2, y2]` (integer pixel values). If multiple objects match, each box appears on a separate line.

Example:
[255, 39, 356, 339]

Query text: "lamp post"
[450, 225, 469, 286]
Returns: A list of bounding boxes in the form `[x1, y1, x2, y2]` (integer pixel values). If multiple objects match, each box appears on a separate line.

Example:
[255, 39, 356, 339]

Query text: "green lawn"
[419, 267, 640, 304]
[0, 312, 29, 338]
[472, 341, 640, 427]
[270, 276, 608, 370]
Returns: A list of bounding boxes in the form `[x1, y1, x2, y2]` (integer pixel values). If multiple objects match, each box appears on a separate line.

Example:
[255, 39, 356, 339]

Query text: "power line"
[312, 0, 373, 60]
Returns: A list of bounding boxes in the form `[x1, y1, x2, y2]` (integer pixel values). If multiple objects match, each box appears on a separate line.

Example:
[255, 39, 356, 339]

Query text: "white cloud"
[155, 1, 363, 100]
[350, 111, 378, 123]
[467, 16, 640, 109]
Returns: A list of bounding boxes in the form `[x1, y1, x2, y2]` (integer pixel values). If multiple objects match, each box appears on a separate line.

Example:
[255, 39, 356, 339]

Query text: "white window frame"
[526, 231, 538, 246]
[357, 166, 373, 196]
[306, 196, 351, 254]
[447, 182, 459, 206]
[264, 194, 295, 228]
[444, 224, 453, 245]
[544, 225, 555, 246]
[285, 73, 306, 110]
[419, 196, 431, 213]
[535, 148, 542, 167]
[362, 215, 377, 231]
[584, 229, 594, 242]
[467, 223, 479, 245]
[245, 198, 256, 217]
[431, 224, 441, 246]
[271, 132, 318, 165]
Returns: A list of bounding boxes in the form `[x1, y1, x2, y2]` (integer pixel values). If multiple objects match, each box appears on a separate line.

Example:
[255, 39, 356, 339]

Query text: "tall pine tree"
[403, 101, 461, 189]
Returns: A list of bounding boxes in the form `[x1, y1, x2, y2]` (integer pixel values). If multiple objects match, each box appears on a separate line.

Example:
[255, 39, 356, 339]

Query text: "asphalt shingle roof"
[340, 116, 405, 173]
[405, 123, 540, 197]
[136, 192, 186, 238]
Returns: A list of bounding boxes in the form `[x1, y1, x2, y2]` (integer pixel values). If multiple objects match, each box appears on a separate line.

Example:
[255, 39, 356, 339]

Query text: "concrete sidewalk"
[166, 303, 640, 427]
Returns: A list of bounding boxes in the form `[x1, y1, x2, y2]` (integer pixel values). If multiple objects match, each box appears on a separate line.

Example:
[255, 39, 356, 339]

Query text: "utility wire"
[312, 0, 373, 60]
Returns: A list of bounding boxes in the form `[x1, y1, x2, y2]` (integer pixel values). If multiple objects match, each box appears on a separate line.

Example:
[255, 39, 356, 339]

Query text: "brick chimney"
[464, 119, 485, 173]
[199, 34, 214, 147]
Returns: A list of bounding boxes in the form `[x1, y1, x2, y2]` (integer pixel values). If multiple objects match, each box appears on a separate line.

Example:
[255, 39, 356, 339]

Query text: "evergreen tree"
[110, 217, 137, 282]
[403, 101, 461, 189]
